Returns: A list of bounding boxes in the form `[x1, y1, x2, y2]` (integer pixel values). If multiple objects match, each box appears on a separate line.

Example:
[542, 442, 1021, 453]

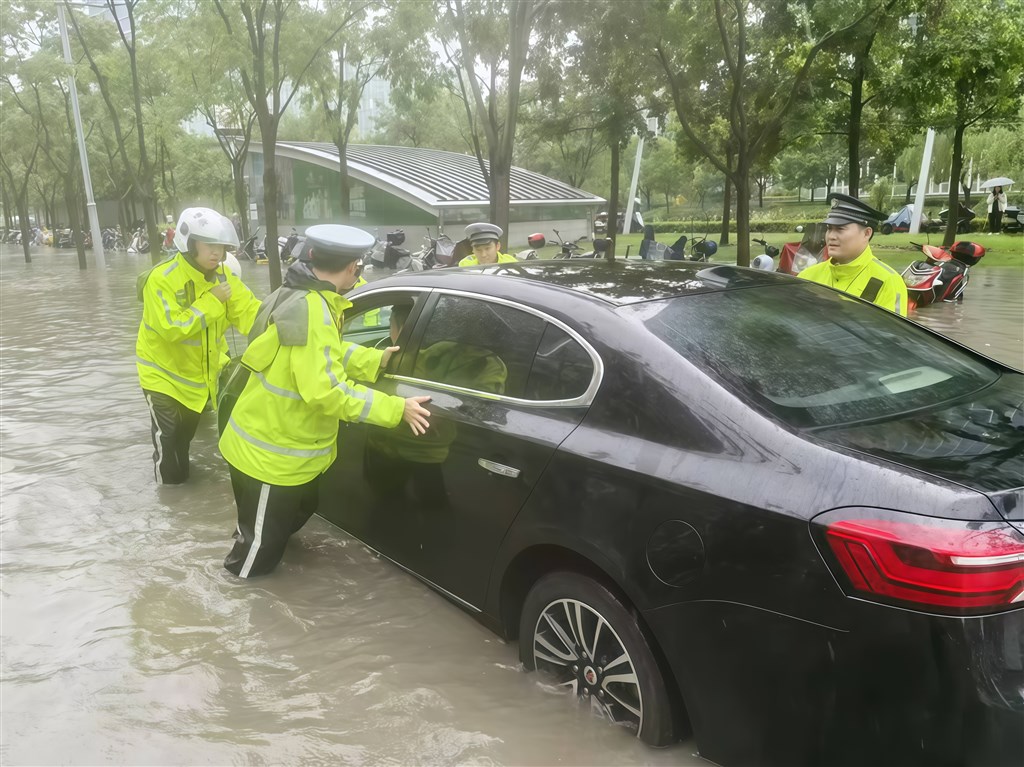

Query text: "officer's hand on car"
[403, 396, 432, 436]
[210, 282, 232, 303]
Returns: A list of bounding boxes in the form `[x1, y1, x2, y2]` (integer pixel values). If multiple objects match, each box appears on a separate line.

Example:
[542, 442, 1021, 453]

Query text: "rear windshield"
[627, 284, 1001, 428]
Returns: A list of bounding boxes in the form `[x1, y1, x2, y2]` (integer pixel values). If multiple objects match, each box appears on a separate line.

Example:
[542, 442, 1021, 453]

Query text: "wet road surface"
[1, 246, 1021, 765]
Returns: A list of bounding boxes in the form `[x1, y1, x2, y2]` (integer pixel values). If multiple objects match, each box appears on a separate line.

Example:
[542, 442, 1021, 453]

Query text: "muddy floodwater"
[1, 245, 1021, 766]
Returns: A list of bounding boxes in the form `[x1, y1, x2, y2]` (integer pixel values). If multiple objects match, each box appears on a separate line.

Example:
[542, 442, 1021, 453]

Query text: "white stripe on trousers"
[239, 483, 271, 578]
[144, 393, 163, 484]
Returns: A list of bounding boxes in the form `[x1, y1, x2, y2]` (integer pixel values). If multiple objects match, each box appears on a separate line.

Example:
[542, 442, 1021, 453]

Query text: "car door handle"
[477, 458, 521, 479]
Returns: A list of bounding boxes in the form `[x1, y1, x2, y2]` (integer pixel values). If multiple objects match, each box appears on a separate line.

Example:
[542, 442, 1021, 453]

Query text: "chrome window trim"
[350, 286, 604, 408]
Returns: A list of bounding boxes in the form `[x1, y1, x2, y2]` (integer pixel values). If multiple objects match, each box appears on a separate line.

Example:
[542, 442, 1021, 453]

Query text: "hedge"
[644, 219, 991, 235]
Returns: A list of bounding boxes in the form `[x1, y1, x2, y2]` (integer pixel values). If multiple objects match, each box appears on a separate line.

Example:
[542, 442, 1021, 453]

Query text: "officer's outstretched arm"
[291, 303, 404, 429]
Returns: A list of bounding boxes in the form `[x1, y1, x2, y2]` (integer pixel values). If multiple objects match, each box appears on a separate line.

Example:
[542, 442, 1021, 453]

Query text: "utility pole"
[909, 129, 936, 235]
[58, 2, 105, 268]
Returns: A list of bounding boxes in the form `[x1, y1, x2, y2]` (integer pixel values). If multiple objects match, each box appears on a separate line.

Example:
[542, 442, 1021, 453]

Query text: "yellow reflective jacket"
[458, 252, 518, 267]
[219, 269, 405, 486]
[797, 245, 908, 317]
[351, 275, 380, 326]
[136, 252, 260, 411]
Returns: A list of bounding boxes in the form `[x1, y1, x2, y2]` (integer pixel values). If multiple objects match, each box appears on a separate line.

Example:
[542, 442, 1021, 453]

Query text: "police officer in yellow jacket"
[798, 193, 908, 317]
[457, 222, 518, 266]
[137, 207, 260, 484]
[219, 224, 431, 578]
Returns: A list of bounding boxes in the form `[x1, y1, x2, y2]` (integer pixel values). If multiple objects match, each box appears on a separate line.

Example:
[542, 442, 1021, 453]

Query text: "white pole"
[909, 128, 936, 234]
[623, 136, 644, 241]
[58, 3, 104, 268]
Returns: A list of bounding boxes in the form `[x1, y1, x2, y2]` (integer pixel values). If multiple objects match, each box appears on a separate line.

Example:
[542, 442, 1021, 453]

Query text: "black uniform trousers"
[223, 464, 320, 578]
[143, 390, 202, 484]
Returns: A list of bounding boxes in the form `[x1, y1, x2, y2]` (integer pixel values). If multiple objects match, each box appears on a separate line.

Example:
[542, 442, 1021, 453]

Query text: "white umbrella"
[980, 177, 1014, 189]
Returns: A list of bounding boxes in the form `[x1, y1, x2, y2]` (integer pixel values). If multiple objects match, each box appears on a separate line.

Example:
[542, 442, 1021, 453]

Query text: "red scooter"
[901, 241, 985, 310]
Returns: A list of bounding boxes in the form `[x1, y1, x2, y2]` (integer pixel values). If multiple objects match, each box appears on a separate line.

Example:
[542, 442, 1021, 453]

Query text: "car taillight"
[813, 508, 1024, 615]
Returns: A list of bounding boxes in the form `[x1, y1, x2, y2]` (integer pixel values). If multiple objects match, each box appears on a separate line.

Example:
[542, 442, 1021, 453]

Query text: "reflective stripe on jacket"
[219, 287, 405, 486]
[458, 252, 518, 267]
[136, 252, 260, 411]
[797, 245, 908, 317]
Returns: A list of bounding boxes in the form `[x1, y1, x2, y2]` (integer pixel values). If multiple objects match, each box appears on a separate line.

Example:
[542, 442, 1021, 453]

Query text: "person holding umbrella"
[986, 184, 1008, 234]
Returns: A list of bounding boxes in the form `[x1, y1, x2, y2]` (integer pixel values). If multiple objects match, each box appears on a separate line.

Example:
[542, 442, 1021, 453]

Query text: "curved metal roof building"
[271, 141, 604, 211]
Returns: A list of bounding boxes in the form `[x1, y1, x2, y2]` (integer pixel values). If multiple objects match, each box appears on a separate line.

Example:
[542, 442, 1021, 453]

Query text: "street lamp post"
[57, 2, 104, 267]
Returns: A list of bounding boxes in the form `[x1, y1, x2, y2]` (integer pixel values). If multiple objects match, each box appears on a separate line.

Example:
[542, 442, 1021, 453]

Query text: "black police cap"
[823, 193, 887, 228]
[304, 224, 374, 265]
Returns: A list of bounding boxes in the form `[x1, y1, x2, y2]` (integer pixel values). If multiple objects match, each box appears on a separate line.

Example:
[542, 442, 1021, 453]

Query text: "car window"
[627, 284, 1001, 428]
[525, 324, 595, 401]
[411, 295, 545, 398]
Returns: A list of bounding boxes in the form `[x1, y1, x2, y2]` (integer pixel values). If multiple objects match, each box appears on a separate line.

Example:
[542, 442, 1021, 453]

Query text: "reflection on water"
[1, 246, 1020, 766]
[907, 267, 1024, 371]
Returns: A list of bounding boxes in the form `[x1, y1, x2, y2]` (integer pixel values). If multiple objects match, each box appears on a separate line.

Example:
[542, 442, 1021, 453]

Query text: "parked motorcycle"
[551, 229, 591, 259]
[278, 228, 305, 265]
[901, 240, 986, 310]
[1002, 206, 1024, 234]
[406, 229, 459, 270]
[777, 223, 828, 275]
[751, 238, 780, 270]
[126, 223, 150, 255]
[238, 226, 265, 263]
[938, 203, 977, 233]
[515, 233, 546, 261]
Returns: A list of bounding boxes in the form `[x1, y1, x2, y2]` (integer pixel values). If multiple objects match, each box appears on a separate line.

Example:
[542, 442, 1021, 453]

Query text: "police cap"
[464, 222, 503, 246]
[823, 193, 886, 229]
[304, 224, 375, 267]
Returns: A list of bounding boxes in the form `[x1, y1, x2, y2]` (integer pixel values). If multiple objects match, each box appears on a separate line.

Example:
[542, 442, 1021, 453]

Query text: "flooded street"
[1, 245, 1021, 766]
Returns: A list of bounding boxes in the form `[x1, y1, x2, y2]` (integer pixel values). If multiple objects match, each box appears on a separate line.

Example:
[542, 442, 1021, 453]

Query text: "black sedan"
[319, 260, 1024, 767]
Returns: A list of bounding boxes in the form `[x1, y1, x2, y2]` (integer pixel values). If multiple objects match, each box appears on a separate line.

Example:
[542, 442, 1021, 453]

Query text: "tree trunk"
[337, 139, 351, 222]
[848, 65, 865, 198]
[943, 123, 965, 247]
[17, 195, 32, 264]
[905, 181, 915, 205]
[606, 140, 619, 262]
[735, 168, 751, 268]
[261, 123, 282, 290]
[720, 174, 731, 245]
[231, 154, 250, 246]
[65, 179, 88, 270]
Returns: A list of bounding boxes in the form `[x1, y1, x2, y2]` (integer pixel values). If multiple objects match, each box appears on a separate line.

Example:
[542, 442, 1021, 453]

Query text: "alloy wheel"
[532, 598, 643, 734]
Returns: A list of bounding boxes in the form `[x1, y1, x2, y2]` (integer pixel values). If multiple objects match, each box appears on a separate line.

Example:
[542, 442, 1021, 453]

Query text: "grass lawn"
[534, 231, 1023, 269]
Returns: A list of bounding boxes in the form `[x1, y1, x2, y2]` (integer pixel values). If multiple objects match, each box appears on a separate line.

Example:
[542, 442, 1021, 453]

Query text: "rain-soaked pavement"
[1, 244, 1022, 766]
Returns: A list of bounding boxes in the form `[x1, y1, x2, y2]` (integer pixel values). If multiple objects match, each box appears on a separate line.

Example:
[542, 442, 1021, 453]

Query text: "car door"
[318, 288, 430, 567]
[355, 291, 599, 609]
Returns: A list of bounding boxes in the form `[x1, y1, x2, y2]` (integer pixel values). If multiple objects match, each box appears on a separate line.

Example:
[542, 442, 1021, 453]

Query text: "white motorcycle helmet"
[173, 207, 239, 254]
[751, 254, 774, 271]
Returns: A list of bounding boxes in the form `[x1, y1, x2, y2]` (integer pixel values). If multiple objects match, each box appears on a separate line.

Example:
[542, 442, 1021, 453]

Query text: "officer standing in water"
[457, 222, 518, 266]
[219, 224, 431, 578]
[798, 193, 908, 316]
[136, 206, 260, 484]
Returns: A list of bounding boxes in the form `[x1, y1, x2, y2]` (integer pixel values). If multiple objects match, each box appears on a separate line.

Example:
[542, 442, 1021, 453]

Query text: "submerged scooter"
[901, 241, 986, 310]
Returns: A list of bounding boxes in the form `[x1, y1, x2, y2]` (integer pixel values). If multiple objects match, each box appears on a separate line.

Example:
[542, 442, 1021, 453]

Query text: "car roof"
[361, 260, 796, 307]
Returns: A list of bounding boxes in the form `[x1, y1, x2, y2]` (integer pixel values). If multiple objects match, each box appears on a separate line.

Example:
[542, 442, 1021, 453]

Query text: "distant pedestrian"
[987, 186, 1007, 234]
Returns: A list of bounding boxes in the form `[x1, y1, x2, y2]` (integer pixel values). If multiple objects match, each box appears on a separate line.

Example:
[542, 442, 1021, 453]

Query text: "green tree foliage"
[438, 0, 550, 240]
[648, 0, 875, 265]
[899, 0, 1024, 245]
[210, 0, 358, 289]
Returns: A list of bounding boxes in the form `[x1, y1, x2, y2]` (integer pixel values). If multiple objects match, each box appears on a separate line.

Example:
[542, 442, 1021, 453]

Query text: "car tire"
[518, 571, 676, 746]
[881, 223, 893, 235]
